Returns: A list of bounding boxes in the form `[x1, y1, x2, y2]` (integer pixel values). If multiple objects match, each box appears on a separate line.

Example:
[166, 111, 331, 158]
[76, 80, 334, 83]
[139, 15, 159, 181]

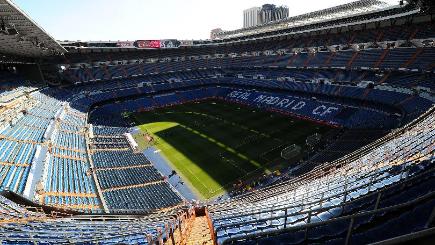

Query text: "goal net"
[281, 144, 301, 160]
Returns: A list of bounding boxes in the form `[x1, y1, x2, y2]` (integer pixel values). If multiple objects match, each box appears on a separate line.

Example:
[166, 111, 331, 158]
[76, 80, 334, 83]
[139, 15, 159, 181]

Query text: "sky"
[12, 0, 399, 41]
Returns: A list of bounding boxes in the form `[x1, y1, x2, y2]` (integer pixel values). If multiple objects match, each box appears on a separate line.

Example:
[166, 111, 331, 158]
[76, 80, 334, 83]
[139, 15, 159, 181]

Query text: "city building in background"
[243, 4, 289, 28]
[210, 28, 224, 39]
[243, 7, 261, 28]
[258, 4, 289, 25]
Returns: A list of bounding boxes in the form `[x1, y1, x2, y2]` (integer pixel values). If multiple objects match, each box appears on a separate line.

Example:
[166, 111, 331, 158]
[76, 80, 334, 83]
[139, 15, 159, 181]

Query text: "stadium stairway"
[373, 49, 390, 68]
[167, 207, 215, 245]
[185, 216, 214, 245]
[378, 71, 392, 84]
[347, 51, 360, 68]
[401, 48, 423, 68]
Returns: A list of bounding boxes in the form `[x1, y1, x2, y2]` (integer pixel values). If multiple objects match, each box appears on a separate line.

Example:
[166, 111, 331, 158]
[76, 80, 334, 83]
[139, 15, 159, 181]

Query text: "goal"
[281, 144, 301, 160]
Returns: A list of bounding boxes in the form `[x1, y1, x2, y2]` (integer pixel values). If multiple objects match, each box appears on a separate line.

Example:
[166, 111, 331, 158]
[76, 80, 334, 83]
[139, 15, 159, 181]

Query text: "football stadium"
[0, 0, 434, 243]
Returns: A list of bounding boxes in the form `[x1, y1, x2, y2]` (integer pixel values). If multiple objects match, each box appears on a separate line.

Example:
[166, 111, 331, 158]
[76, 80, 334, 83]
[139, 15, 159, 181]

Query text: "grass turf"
[133, 100, 331, 200]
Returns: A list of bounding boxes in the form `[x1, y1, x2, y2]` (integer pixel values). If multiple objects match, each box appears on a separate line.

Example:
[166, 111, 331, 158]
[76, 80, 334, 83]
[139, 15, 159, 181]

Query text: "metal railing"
[213, 160, 433, 237]
[222, 189, 435, 244]
[210, 109, 434, 243]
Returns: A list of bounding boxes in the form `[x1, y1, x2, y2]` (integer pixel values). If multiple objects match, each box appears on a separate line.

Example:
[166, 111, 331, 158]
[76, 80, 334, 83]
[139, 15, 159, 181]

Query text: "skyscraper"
[243, 7, 261, 28]
[243, 4, 289, 28]
[258, 4, 289, 25]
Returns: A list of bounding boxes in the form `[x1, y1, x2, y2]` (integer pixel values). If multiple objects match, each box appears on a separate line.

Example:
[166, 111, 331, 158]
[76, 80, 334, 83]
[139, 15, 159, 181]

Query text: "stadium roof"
[0, 0, 66, 57]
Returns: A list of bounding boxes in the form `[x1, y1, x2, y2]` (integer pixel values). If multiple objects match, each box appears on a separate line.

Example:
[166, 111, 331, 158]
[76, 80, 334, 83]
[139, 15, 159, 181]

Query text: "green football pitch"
[133, 100, 331, 200]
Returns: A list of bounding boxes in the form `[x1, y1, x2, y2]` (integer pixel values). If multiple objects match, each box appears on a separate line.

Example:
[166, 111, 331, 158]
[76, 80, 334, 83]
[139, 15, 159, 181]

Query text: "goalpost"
[281, 144, 301, 160]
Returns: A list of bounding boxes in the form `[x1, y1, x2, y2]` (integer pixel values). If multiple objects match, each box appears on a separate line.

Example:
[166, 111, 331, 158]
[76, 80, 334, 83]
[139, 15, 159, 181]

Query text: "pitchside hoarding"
[179, 40, 194, 46]
[134, 40, 161, 49]
[160, 39, 181, 48]
[116, 41, 135, 48]
[133, 40, 181, 49]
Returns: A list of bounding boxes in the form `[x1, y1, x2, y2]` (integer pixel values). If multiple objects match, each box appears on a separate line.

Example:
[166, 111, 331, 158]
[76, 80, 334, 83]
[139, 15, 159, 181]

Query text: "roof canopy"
[0, 0, 66, 57]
